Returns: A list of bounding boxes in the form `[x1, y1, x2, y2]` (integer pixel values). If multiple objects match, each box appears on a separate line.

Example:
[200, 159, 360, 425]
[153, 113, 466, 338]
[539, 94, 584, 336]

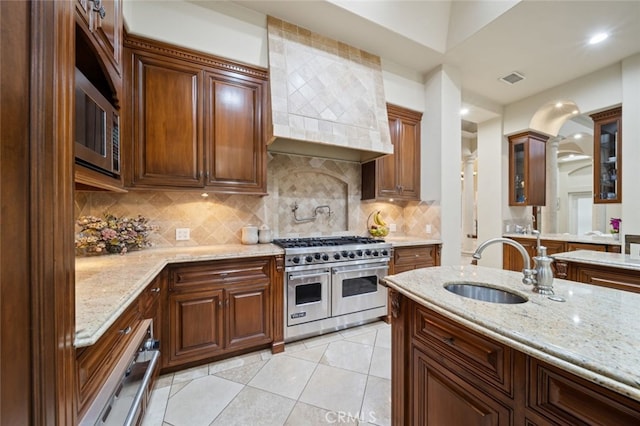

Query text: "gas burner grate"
[273, 236, 385, 249]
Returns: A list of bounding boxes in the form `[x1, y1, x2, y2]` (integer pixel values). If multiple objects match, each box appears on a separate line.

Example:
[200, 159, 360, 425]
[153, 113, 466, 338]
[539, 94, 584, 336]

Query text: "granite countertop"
[384, 235, 442, 247]
[504, 232, 622, 246]
[552, 249, 640, 272]
[75, 244, 283, 348]
[75, 237, 437, 348]
[383, 265, 640, 402]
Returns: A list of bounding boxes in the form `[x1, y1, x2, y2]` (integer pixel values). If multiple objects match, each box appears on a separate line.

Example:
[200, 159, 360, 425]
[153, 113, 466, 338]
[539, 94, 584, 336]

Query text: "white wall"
[621, 53, 640, 243]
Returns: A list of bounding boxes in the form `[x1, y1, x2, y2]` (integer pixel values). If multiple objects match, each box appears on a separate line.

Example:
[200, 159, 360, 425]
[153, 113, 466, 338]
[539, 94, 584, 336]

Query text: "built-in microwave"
[75, 68, 120, 177]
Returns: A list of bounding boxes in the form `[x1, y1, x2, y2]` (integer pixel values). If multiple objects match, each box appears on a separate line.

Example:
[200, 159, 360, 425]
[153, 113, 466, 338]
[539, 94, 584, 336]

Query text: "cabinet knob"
[150, 288, 160, 293]
[119, 326, 132, 335]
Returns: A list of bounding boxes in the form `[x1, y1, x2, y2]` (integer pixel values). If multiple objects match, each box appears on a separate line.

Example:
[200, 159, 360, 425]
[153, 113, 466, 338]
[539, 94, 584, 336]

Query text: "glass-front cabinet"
[591, 107, 622, 204]
[508, 131, 548, 206]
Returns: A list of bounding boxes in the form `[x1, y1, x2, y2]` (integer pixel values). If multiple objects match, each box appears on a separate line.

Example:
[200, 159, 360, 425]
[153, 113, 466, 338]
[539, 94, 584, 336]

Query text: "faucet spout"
[472, 237, 535, 285]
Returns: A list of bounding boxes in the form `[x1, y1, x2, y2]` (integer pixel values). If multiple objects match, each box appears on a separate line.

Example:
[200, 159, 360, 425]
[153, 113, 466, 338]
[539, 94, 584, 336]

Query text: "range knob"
[341, 250, 349, 258]
[381, 249, 389, 256]
[292, 256, 301, 264]
[314, 253, 321, 260]
[334, 253, 341, 260]
[372, 250, 379, 256]
[348, 252, 356, 259]
[365, 249, 372, 256]
[356, 250, 363, 256]
[305, 255, 314, 263]
[322, 254, 329, 261]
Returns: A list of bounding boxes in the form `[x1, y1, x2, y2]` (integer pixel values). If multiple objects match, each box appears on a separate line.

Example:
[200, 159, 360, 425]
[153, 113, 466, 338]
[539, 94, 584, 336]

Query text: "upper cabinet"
[508, 131, 548, 206]
[591, 107, 622, 204]
[123, 35, 268, 195]
[362, 104, 422, 201]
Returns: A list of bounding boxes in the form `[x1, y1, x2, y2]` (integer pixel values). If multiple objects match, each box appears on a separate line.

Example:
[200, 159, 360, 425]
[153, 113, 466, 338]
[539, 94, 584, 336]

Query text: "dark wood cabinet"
[124, 35, 268, 194]
[129, 53, 204, 188]
[164, 257, 277, 370]
[508, 132, 548, 206]
[591, 106, 622, 204]
[391, 244, 441, 274]
[362, 104, 422, 201]
[554, 261, 640, 293]
[390, 291, 640, 425]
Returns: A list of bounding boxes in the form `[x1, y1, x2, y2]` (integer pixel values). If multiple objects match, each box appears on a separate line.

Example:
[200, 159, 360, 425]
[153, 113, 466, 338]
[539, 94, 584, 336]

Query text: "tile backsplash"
[75, 153, 440, 248]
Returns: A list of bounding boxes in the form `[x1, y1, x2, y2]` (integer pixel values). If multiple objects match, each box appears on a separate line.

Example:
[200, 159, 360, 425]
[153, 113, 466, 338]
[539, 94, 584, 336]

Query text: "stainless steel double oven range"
[273, 236, 391, 342]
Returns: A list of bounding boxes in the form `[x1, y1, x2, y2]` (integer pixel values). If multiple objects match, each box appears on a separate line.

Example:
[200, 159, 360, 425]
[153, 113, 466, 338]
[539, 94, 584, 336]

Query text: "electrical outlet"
[389, 223, 397, 232]
[425, 224, 432, 234]
[175, 228, 190, 241]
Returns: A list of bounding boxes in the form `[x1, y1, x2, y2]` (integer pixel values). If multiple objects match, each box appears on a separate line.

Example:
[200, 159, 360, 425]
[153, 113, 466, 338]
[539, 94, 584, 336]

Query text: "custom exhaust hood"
[266, 17, 393, 163]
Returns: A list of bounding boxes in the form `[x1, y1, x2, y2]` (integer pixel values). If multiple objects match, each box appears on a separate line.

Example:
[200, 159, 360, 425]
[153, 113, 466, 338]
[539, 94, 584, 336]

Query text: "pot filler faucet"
[472, 232, 554, 294]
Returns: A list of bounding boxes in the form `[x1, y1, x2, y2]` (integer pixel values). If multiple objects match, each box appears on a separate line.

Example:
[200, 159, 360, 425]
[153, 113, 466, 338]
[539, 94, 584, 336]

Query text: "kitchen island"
[383, 265, 640, 425]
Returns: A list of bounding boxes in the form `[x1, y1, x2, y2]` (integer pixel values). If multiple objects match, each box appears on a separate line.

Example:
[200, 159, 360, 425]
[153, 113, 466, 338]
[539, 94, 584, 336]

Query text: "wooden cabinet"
[75, 0, 122, 83]
[508, 132, 548, 206]
[554, 261, 640, 293]
[591, 106, 622, 204]
[76, 276, 161, 422]
[390, 291, 640, 425]
[362, 104, 422, 201]
[124, 35, 268, 194]
[391, 244, 441, 274]
[164, 257, 278, 370]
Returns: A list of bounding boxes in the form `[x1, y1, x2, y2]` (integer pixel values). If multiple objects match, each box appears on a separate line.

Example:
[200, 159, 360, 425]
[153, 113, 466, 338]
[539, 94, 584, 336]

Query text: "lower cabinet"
[164, 256, 280, 370]
[391, 244, 441, 274]
[554, 261, 640, 293]
[390, 291, 640, 425]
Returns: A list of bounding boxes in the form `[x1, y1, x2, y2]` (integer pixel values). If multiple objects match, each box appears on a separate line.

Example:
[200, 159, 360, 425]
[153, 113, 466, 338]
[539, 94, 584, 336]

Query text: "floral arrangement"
[75, 213, 157, 255]
[610, 217, 622, 234]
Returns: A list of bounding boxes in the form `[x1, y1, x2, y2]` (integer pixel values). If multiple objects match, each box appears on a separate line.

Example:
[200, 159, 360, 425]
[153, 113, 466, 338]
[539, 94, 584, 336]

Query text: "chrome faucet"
[531, 231, 555, 294]
[472, 237, 536, 286]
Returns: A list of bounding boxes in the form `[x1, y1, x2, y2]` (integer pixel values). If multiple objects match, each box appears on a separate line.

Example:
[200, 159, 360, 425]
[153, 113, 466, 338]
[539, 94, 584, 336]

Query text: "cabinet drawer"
[412, 305, 513, 396]
[170, 258, 271, 291]
[76, 301, 142, 417]
[394, 245, 437, 268]
[566, 242, 606, 252]
[139, 276, 162, 319]
[528, 357, 640, 425]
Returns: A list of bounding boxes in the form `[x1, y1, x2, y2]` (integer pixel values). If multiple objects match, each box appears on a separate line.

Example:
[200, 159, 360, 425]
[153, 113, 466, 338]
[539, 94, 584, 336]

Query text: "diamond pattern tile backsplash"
[74, 153, 440, 247]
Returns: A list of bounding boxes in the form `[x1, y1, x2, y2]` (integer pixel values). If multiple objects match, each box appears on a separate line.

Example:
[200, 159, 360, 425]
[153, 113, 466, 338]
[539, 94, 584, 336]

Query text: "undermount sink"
[444, 282, 528, 304]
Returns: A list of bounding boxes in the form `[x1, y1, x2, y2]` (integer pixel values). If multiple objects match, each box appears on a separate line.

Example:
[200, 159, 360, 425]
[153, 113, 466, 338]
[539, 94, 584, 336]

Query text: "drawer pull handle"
[443, 337, 455, 346]
[119, 326, 132, 335]
[150, 288, 160, 293]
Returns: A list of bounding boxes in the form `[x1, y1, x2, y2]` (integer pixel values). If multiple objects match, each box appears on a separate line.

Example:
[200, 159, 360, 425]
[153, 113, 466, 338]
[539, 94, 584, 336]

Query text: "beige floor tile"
[302, 331, 346, 348]
[344, 330, 377, 346]
[208, 352, 263, 375]
[211, 386, 295, 426]
[369, 346, 391, 380]
[320, 340, 374, 374]
[213, 359, 267, 384]
[284, 402, 356, 425]
[287, 344, 328, 363]
[153, 373, 173, 390]
[141, 385, 170, 426]
[248, 355, 317, 400]
[299, 364, 367, 414]
[374, 326, 391, 349]
[361, 376, 391, 426]
[171, 364, 208, 385]
[164, 375, 243, 426]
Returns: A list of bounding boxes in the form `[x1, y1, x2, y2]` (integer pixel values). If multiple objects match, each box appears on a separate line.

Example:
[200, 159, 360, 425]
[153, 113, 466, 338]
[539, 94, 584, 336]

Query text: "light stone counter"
[75, 244, 283, 348]
[503, 232, 622, 247]
[383, 265, 640, 402]
[552, 250, 640, 272]
[384, 235, 442, 247]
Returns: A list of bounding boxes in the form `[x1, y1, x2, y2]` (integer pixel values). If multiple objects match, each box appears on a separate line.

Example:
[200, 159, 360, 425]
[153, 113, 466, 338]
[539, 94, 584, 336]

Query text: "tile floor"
[143, 321, 392, 426]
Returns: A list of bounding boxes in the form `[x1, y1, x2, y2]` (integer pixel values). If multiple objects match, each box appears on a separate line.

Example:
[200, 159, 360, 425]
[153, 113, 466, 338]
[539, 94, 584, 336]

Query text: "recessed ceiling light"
[460, 108, 469, 116]
[574, 133, 582, 139]
[555, 102, 563, 108]
[589, 32, 609, 45]
[572, 110, 579, 114]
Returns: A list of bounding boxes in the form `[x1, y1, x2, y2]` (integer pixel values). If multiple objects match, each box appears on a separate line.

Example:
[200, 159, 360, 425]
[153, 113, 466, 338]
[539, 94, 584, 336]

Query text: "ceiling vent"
[499, 71, 525, 85]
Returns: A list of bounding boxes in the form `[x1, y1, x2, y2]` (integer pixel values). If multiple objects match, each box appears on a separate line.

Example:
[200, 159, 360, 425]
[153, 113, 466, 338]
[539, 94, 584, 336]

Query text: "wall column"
[543, 137, 560, 233]
[462, 154, 476, 252]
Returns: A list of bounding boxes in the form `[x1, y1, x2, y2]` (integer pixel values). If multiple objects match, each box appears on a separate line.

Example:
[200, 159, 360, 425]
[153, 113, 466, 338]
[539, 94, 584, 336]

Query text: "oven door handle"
[331, 264, 388, 275]
[288, 270, 330, 280]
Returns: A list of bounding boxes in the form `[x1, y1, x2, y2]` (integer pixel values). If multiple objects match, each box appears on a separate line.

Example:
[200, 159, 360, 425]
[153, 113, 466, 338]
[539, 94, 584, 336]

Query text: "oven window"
[295, 283, 322, 305]
[342, 275, 378, 297]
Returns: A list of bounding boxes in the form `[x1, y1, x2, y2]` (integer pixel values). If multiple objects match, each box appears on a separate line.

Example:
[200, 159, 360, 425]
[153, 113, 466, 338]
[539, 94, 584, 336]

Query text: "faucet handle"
[522, 268, 537, 286]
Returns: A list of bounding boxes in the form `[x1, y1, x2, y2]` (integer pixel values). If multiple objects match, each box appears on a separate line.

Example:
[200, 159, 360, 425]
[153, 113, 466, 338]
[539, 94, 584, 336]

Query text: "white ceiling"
[225, 0, 640, 122]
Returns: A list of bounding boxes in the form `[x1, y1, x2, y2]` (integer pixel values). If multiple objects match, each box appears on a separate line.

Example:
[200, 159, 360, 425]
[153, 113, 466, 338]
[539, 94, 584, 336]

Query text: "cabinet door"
[92, 0, 122, 78]
[412, 347, 511, 425]
[130, 54, 204, 187]
[225, 282, 271, 350]
[591, 107, 622, 204]
[168, 288, 224, 366]
[508, 132, 548, 206]
[392, 245, 440, 274]
[204, 73, 266, 194]
[376, 115, 400, 198]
